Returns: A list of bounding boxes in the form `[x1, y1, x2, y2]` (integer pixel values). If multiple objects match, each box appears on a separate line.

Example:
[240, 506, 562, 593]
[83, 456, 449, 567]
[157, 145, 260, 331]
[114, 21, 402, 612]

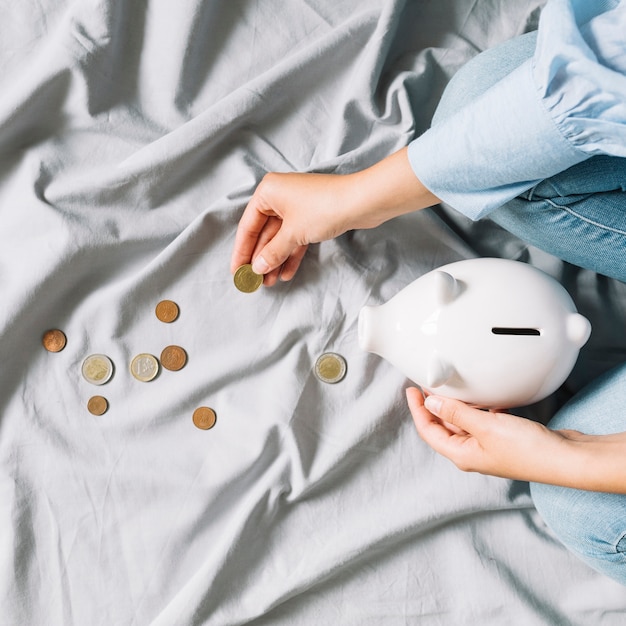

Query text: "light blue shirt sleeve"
[407, 0, 626, 220]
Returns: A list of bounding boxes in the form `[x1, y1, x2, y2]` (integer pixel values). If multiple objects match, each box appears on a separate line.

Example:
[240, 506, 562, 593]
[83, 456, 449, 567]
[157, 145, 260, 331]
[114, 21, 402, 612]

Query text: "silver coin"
[314, 352, 347, 384]
[81, 354, 114, 386]
[130, 353, 160, 382]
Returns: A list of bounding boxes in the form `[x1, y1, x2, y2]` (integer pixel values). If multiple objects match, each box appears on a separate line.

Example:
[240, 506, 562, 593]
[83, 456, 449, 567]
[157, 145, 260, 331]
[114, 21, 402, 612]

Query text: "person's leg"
[530, 363, 626, 586]
[431, 31, 626, 283]
[489, 160, 626, 282]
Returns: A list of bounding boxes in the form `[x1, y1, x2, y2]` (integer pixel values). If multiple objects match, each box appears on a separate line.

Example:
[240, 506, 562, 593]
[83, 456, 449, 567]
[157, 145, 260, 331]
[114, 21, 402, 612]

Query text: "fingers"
[230, 197, 270, 274]
[246, 217, 280, 285]
[231, 179, 304, 282]
[262, 244, 308, 287]
[250, 225, 301, 277]
[278, 245, 308, 281]
[231, 206, 308, 286]
[232, 170, 350, 285]
[423, 395, 489, 435]
[406, 388, 467, 454]
[406, 386, 427, 417]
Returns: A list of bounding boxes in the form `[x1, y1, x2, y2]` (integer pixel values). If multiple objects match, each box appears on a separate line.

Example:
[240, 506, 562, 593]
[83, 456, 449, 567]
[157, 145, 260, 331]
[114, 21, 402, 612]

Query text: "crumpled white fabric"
[1, 1, 625, 624]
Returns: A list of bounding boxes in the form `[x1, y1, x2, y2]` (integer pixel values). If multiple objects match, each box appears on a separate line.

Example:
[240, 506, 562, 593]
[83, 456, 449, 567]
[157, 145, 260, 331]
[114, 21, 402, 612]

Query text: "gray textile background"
[1, 1, 625, 624]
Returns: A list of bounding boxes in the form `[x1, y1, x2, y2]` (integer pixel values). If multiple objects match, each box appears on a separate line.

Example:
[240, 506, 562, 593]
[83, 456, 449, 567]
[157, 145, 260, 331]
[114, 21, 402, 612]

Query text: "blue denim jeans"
[433, 32, 626, 584]
[530, 364, 626, 585]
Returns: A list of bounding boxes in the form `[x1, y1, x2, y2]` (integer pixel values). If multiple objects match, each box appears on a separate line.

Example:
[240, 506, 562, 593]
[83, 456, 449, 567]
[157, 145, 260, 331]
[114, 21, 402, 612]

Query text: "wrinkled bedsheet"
[1, 1, 626, 624]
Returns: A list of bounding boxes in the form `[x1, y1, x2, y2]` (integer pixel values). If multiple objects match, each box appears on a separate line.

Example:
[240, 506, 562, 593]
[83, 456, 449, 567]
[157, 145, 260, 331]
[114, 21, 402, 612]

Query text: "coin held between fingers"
[234, 263, 263, 293]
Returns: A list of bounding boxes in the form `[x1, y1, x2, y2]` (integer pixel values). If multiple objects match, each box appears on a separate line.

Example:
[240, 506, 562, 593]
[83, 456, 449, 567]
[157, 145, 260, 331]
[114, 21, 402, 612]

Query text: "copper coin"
[160, 345, 187, 371]
[234, 263, 263, 293]
[155, 300, 179, 323]
[87, 395, 108, 416]
[42, 329, 67, 353]
[192, 407, 217, 430]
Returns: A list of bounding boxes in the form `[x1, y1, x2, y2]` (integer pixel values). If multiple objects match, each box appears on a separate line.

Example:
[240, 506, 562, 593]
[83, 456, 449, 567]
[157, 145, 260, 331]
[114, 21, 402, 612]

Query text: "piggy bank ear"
[433, 271, 459, 305]
[567, 313, 591, 348]
[427, 354, 453, 388]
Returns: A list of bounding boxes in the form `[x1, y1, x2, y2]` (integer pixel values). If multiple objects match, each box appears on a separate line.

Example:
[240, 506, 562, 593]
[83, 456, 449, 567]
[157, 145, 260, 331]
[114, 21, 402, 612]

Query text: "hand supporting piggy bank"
[358, 258, 591, 408]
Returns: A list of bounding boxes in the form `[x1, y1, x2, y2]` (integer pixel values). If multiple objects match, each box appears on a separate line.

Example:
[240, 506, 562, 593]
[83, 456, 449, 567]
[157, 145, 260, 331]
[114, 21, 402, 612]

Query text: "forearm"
[231, 147, 440, 281]
[345, 147, 440, 230]
[479, 428, 626, 494]
[549, 431, 626, 494]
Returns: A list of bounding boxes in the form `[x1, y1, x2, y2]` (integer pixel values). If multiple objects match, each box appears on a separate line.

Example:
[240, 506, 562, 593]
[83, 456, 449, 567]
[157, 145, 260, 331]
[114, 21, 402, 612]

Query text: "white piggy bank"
[358, 258, 591, 408]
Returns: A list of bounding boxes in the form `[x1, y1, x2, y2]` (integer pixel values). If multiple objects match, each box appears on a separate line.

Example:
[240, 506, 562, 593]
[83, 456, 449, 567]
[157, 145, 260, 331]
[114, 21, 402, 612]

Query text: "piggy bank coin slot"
[491, 327, 541, 336]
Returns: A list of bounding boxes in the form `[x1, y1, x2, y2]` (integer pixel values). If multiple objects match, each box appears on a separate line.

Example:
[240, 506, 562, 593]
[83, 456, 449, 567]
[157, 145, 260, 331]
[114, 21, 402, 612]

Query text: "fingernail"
[424, 395, 443, 416]
[252, 256, 270, 274]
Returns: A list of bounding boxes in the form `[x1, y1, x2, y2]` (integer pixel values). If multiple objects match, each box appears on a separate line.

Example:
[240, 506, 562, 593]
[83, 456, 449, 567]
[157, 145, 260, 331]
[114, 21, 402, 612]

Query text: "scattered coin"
[87, 395, 108, 416]
[130, 353, 160, 382]
[42, 329, 67, 353]
[234, 263, 263, 293]
[160, 345, 187, 371]
[314, 352, 347, 384]
[155, 300, 179, 323]
[82, 354, 114, 385]
[192, 406, 217, 430]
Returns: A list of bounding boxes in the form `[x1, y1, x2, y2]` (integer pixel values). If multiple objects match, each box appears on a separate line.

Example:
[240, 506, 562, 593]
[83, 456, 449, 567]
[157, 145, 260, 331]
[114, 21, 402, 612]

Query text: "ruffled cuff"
[407, 60, 588, 220]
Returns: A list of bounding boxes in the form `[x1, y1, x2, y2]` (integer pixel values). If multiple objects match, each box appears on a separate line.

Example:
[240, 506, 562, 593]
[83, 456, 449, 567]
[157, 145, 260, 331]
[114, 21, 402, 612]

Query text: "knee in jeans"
[531, 481, 626, 559]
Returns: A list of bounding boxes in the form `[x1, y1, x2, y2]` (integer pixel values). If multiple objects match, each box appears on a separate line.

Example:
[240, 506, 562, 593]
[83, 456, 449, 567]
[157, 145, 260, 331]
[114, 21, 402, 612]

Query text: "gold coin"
[130, 353, 160, 382]
[314, 352, 347, 384]
[193, 406, 217, 430]
[87, 395, 108, 416]
[234, 263, 263, 293]
[160, 345, 187, 371]
[82, 354, 114, 385]
[155, 300, 179, 323]
[42, 329, 67, 353]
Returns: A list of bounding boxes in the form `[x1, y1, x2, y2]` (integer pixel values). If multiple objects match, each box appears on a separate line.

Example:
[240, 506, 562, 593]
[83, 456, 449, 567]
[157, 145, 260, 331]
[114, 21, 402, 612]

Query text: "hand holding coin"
[230, 149, 438, 286]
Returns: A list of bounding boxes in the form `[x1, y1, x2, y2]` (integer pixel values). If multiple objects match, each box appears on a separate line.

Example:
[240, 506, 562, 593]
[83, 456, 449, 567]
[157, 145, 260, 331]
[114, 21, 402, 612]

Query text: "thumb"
[251, 228, 298, 275]
[424, 395, 486, 433]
